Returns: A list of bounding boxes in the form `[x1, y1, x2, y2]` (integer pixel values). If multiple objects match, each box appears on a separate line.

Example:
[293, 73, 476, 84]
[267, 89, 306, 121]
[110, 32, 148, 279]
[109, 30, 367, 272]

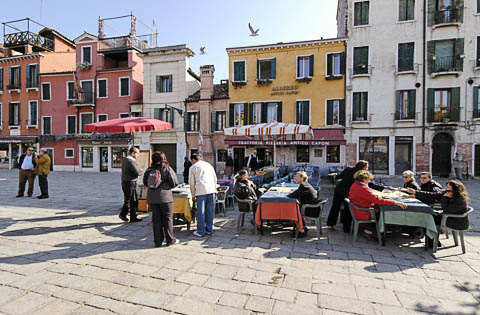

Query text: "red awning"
[224, 128, 345, 146]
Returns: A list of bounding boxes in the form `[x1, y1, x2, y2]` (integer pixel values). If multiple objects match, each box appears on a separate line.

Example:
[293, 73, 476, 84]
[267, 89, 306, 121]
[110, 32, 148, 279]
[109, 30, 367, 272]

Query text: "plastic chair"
[234, 195, 257, 234]
[434, 206, 474, 254]
[344, 198, 382, 246]
[301, 199, 327, 240]
[215, 186, 229, 217]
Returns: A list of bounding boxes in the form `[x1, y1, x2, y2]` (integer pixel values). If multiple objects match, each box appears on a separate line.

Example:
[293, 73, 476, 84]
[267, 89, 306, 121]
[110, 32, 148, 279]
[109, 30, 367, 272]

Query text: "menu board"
[136, 150, 151, 199]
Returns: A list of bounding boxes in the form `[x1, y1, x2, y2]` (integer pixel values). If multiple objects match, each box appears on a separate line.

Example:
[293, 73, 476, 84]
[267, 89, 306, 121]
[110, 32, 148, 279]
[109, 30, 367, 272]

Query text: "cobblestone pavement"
[0, 170, 479, 315]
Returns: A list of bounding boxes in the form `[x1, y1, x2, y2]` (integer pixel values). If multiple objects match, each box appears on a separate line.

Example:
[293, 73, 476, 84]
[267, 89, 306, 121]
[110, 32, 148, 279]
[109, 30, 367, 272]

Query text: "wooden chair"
[434, 206, 474, 254]
[234, 195, 257, 234]
[301, 199, 327, 241]
[344, 198, 382, 246]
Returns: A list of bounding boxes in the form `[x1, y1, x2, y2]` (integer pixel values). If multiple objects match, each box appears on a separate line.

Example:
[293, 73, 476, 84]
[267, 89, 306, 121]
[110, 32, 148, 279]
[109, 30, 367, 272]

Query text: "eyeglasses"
[27, 149, 33, 152]
[402, 176, 409, 178]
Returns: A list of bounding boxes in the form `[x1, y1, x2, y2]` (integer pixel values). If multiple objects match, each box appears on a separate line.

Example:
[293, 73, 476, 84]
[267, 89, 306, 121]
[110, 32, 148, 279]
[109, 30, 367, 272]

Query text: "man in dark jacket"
[16, 147, 38, 197]
[288, 171, 318, 237]
[233, 170, 258, 212]
[419, 172, 442, 192]
[120, 147, 142, 223]
[183, 157, 192, 184]
[247, 150, 260, 172]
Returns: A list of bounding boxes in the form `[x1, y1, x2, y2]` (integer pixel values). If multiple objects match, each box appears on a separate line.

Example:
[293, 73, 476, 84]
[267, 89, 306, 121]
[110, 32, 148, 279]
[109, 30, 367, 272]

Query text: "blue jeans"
[196, 193, 215, 235]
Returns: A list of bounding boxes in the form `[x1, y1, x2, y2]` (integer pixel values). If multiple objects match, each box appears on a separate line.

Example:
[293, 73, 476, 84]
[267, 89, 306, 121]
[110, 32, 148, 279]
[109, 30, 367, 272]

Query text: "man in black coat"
[419, 172, 442, 192]
[247, 150, 260, 172]
[119, 147, 142, 223]
[183, 157, 192, 184]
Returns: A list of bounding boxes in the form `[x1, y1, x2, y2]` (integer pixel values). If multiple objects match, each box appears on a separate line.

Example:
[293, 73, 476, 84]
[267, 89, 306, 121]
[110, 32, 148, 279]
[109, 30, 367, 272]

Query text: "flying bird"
[248, 23, 259, 36]
[200, 47, 206, 55]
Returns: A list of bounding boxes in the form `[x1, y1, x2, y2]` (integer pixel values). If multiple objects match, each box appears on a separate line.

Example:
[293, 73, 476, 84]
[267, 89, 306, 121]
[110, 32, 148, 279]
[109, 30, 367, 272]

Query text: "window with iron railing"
[428, 0, 463, 26]
[427, 39, 464, 73]
[352, 92, 368, 121]
[427, 87, 460, 122]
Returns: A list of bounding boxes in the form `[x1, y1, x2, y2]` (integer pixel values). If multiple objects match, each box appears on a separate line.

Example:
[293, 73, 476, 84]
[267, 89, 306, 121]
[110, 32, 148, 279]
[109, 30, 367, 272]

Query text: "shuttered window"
[477, 36, 480, 68]
[327, 53, 345, 77]
[98, 79, 107, 98]
[154, 107, 174, 128]
[29, 101, 38, 126]
[326, 99, 345, 125]
[229, 103, 247, 127]
[427, 87, 460, 122]
[42, 116, 51, 135]
[434, 40, 455, 72]
[395, 90, 416, 120]
[26, 64, 38, 88]
[156, 75, 172, 93]
[9, 103, 20, 126]
[399, 0, 415, 21]
[41, 83, 51, 101]
[82, 46, 91, 64]
[9, 66, 20, 89]
[353, 47, 369, 75]
[0, 68, 3, 91]
[257, 58, 276, 80]
[185, 112, 200, 132]
[233, 61, 246, 82]
[354, 1, 370, 26]
[296, 101, 310, 125]
[211, 111, 226, 132]
[80, 113, 93, 133]
[67, 82, 75, 100]
[473, 86, 479, 119]
[297, 55, 314, 78]
[352, 92, 368, 121]
[119, 77, 130, 96]
[398, 42, 415, 72]
[67, 116, 76, 134]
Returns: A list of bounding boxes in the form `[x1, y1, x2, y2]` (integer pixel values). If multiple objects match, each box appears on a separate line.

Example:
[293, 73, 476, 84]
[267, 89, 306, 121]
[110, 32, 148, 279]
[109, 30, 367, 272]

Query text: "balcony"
[7, 83, 21, 91]
[433, 8, 461, 26]
[67, 92, 95, 107]
[429, 106, 460, 123]
[3, 31, 54, 52]
[98, 35, 150, 53]
[432, 56, 461, 76]
[26, 80, 39, 89]
[8, 120, 20, 127]
[352, 64, 371, 76]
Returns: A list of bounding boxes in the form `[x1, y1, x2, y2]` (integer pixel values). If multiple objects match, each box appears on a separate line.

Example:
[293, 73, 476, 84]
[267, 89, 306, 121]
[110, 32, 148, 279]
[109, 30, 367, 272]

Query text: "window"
[296, 146, 310, 163]
[28, 101, 38, 126]
[67, 82, 75, 100]
[212, 111, 226, 132]
[8, 103, 20, 126]
[80, 113, 93, 133]
[185, 112, 200, 131]
[327, 99, 345, 125]
[233, 61, 246, 82]
[81, 81, 93, 103]
[427, 87, 460, 122]
[359, 137, 389, 174]
[257, 58, 276, 80]
[119, 113, 129, 118]
[217, 150, 227, 162]
[435, 89, 451, 120]
[474, 86, 480, 118]
[41, 83, 51, 101]
[98, 79, 107, 98]
[326, 146, 340, 163]
[65, 148, 74, 159]
[266, 102, 278, 122]
[297, 55, 314, 78]
[354, 1, 370, 26]
[434, 40, 455, 72]
[98, 114, 108, 122]
[154, 107, 174, 127]
[156, 75, 172, 93]
[81, 147, 93, 168]
[326, 53, 344, 77]
[296, 101, 310, 125]
[9, 66, 21, 89]
[399, 0, 415, 21]
[82, 46, 92, 64]
[398, 42, 415, 72]
[0, 103, 2, 128]
[396, 90, 416, 120]
[477, 36, 480, 68]
[353, 47, 369, 75]
[112, 147, 128, 168]
[119, 77, 130, 96]
[0, 68, 3, 91]
[67, 115, 76, 134]
[353, 92, 368, 121]
[42, 116, 51, 135]
[26, 64, 38, 88]
[250, 103, 261, 124]
[231, 103, 246, 127]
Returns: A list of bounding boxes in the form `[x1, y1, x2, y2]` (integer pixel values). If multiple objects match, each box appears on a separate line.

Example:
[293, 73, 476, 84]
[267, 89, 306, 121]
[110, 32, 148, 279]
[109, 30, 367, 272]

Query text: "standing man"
[16, 147, 38, 197]
[247, 150, 260, 172]
[183, 156, 192, 184]
[119, 147, 142, 223]
[36, 149, 51, 199]
[189, 154, 217, 237]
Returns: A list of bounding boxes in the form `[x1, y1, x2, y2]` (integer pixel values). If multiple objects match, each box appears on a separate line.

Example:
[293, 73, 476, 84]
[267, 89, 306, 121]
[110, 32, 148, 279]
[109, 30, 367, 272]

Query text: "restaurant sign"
[235, 140, 335, 146]
[77, 139, 129, 145]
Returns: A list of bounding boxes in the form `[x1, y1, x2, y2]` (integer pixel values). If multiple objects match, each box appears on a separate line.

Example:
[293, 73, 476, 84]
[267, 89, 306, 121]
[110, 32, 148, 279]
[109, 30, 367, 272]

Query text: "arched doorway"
[432, 133, 454, 177]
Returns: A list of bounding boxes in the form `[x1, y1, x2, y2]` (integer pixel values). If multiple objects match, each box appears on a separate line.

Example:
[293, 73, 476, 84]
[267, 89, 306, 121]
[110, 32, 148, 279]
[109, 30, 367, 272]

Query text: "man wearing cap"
[16, 147, 38, 197]
[36, 149, 51, 199]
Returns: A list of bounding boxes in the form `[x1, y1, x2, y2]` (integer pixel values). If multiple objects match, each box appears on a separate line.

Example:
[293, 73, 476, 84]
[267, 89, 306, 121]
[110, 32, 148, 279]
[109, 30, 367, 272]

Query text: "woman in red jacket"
[349, 170, 407, 222]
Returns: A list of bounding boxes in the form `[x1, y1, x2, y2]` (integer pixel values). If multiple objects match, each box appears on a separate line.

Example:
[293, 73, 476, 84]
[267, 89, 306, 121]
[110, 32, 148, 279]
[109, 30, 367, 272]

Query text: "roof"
[139, 44, 195, 57]
[39, 28, 75, 47]
[186, 83, 229, 102]
[73, 31, 98, 43]
[226, 37, 347, 53]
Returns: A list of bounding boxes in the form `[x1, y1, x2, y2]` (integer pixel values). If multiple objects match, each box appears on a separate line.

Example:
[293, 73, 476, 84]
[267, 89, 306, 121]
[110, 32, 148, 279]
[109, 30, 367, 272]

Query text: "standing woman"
[143, 151, 179, 247]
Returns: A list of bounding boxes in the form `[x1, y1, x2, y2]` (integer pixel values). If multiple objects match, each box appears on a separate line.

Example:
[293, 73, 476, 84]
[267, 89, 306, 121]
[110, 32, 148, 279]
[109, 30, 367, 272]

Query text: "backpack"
[147, 169, 163, 189]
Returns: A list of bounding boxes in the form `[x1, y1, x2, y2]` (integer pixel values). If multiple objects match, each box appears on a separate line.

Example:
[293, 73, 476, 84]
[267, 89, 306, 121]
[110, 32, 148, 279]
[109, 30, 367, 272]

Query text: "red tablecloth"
[255, 201, 303, 231]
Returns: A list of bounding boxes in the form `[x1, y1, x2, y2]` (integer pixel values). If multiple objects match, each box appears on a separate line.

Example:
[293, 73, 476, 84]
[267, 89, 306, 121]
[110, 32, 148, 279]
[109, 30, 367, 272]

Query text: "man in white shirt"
[189, 154, 217, 237]
[17, 147, 38, 197]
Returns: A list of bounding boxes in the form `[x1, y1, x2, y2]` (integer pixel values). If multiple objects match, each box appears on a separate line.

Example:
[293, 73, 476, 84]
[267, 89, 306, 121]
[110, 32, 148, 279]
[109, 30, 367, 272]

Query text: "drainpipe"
[422, 0, 427, 144]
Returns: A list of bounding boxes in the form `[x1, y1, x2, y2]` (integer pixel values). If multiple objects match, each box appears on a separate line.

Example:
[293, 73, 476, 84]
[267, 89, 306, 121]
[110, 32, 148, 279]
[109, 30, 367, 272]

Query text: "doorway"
[100, 147, 108, 172]
[432, 133, 453, 177]
[475, 145, 480, 177]
[152, 144, 177, 173]
[395, 137, 412, 175]
[233, 148, 245, 173]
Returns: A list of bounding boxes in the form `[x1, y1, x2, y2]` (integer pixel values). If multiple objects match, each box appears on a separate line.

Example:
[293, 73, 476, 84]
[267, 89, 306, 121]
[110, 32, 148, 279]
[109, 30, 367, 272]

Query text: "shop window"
[353, 46, 369, 75]
[233, 61, 246, 82]
[81, 147, 93, 168]
[297, 55, 314, 78]
[98, 79, 107, 98]
[156, 75, 172, 93]
[67, 115, 76, 134]
[399, 0, 415, 21]
[65, 148, 74, 158]
[112, 147, 127, 168]
[296, 146, 310, 163]
[359, 137, 389, 174]
[217, 150, 227, 162]
[395, 90, 416, 120]
[257, 58, 276, 80]
[326, 146, 340, 163]
[398, 42, 415, 72]
[119, 77, 130, 96]
[354, 1, 370, 26]
[314, 149, 323, 158]
[190, 148, 198, 157]
[352, 92, 368, 121]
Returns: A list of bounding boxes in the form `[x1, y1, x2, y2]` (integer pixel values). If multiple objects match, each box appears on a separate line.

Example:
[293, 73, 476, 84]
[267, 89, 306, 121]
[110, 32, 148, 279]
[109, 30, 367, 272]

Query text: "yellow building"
[226, 38, 347, 173]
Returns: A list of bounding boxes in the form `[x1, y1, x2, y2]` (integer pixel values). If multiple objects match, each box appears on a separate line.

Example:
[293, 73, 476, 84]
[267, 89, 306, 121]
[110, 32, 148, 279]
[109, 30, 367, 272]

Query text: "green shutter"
[303, 101, 309, 125]
[296, 101, 301, 124]
[9, 103, 14, 125]
[399, 0, 406, 21]
[277, 102, 282, 122]
[229, 103, 235, 127]
[168, 75, 173, 92]
[408, 90, 416, 119]
[256, 59, 260, 80]
[0, 68, 3, 90]
[457, 0, 464, 22]
[354, 2, 362, 25]
[339, 99, 345, 126]
[156, 76, 161, 92]
[455, 38, 464, 72]
[184, 113, 190, 131]
[407, 0, 415, 20]
[395, 90, 401, 120]
[248, 102, 254, 124]
[26, 65, 31, 86]
[326, 100, 333, 125]
[473, 86, 479, 118]
[477, 36, 480, 67]
[340, 52, 346, 75]
[261, 103, 267, 123]
[362, 92, 368, 120]
[427, 41, 435, 74]
[327, 54, 333, 76]
[17, 66, 21, 86]
[271, 58, 276, 79]
[154, 108, 161, 120]
[243, 103, 248, 125]
[427, 88, 435, 122]
[363, 1, 369, 25]
[211, 111, 217, 132]
[197, 112, 200, 130]
[297, 57, 301, 78]
[309, 55, 314, 77]
[427, 0, 436, 26]
[451, 87, 461, 122]
[353, 93, 360, 120]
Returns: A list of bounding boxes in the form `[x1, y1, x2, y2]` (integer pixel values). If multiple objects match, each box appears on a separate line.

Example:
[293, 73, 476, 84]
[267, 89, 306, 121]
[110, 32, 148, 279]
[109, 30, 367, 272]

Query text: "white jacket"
[189, 160, 217, 197]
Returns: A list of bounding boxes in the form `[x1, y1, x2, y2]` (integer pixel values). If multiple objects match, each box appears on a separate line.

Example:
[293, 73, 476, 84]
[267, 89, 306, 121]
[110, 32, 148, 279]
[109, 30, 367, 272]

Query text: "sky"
[1, 0, 339, 83]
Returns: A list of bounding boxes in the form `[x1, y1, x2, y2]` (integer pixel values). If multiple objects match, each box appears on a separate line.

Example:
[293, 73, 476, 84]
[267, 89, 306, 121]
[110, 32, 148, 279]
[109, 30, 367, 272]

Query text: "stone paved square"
[0, 170, 479, 314]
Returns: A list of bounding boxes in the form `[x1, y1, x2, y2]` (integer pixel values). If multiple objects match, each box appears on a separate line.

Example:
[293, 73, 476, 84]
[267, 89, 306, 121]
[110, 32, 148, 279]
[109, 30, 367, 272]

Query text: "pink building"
[40, 16, 145, 172]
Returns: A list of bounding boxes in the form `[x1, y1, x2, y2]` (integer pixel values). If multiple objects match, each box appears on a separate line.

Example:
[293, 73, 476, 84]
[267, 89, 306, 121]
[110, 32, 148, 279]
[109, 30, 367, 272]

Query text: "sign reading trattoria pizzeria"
[271, 85, 299, 96]
[235, 140, 334, 146]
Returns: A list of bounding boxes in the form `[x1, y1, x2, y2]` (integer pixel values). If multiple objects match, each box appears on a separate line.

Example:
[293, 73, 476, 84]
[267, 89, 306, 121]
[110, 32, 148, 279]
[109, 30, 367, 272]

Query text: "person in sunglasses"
[16, 147, 38, 198]
[402, 170, 420, 190]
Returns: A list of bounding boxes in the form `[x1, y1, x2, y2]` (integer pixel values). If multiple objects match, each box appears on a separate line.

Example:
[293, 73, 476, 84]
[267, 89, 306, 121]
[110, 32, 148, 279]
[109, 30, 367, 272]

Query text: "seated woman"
[349, 170, 407, 239]
[233, 170, 259, 213]
[402, 170, 420, 190]
[287, 171, 318, 237]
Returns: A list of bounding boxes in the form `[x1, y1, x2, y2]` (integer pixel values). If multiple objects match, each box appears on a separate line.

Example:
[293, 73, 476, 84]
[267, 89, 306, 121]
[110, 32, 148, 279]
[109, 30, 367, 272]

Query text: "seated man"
[233, 170, 259, 213]
[288, 171, 318, 237]
[419, 171, 442, 192]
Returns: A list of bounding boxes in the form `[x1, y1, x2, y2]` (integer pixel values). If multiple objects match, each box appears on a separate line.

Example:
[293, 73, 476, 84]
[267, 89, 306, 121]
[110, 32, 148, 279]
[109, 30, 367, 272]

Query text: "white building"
[337, 0, 480, 177]
[138, 45, 200, 176]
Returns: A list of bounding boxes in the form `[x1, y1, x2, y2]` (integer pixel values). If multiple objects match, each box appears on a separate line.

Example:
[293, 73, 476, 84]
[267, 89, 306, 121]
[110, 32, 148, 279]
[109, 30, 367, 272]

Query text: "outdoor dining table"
[172, 185, 194, 230]
[255, 184, 304, 237]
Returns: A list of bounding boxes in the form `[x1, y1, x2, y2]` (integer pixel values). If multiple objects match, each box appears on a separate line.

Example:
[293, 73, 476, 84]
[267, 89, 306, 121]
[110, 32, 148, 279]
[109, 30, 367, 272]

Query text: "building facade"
[338, 0, 480, 177]
[226, 39, 347, 174]
[138, 44, 200, 176]
[185, 65, 229, 173]
[0, 19, 75, 169]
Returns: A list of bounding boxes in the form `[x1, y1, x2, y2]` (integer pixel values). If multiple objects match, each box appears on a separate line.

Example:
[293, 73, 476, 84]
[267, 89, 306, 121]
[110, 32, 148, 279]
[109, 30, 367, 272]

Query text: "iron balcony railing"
[98, 35, 151, 52]
[353, 64, 370, 75]
[8, 120, 20, 126]
[434, 8, 460, 25]
[67, 92, 94, 106]
[434, 56, 457, 73]
[7, 83, 21, 90]
[26, 80, 38, 89]
[429, 106, 460, 123]
[4, 31, 54, 51]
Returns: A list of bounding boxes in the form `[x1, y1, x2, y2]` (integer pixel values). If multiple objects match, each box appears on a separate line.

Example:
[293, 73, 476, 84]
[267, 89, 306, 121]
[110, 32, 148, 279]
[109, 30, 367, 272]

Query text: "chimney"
[199, 65, 214, 100]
